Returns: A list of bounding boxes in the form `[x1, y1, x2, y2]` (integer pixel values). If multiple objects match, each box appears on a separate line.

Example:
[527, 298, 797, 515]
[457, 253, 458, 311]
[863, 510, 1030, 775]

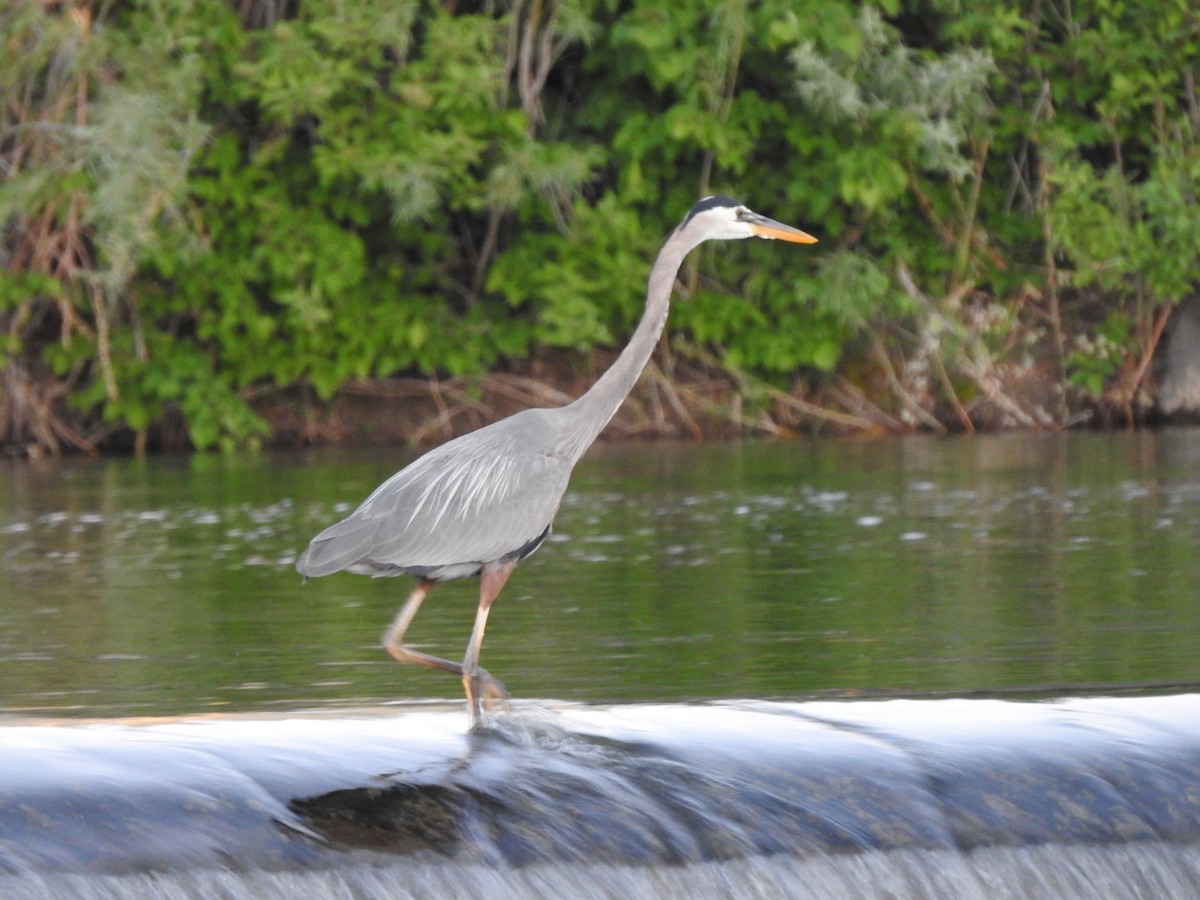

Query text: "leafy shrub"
[2, 0, 1198, 451]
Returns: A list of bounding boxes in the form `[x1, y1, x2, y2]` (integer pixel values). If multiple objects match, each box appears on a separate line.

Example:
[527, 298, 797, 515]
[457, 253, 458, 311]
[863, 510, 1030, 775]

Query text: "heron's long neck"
[561, 232, 694, 459]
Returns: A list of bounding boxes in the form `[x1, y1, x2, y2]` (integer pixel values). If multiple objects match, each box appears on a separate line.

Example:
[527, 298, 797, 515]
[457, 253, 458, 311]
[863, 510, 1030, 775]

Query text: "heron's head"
[679, 195, 818, 245]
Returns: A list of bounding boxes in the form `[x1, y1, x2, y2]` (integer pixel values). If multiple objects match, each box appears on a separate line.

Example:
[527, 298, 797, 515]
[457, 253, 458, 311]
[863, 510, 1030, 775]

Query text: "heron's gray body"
[297, 407, 585, 582]
[295, 196, 816, 720]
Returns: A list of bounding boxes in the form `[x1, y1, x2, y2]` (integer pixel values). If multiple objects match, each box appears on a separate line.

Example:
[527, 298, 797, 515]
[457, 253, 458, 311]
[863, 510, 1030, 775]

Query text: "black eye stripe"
[679, 195, 745, 230]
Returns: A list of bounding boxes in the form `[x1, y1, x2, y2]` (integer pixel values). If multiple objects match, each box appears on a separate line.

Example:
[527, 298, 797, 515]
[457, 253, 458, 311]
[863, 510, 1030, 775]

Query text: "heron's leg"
[462, 561, 515, 721]
[381, 579, 464, 677]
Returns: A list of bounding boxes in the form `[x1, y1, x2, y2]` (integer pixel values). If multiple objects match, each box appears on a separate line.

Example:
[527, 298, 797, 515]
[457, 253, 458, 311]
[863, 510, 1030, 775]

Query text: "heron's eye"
[735, 208, 746, 219]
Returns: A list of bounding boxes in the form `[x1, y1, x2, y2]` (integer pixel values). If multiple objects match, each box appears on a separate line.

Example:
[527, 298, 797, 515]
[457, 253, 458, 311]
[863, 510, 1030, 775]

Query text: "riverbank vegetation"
[2, 0, 1198, 454]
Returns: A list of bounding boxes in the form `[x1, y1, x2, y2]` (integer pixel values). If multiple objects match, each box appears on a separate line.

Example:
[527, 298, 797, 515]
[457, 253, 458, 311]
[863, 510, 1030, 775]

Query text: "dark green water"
[1, 430, 1198, 717]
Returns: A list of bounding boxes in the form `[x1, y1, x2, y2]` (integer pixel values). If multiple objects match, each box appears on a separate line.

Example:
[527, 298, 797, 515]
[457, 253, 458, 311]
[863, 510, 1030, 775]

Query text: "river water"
[3, 430, 1200, 898]
[2, 429, 1198, 717]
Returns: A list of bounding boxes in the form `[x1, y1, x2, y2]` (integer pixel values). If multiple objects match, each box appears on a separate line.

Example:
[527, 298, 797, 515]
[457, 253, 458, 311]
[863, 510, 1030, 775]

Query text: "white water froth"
[3, 842, 1199, 900]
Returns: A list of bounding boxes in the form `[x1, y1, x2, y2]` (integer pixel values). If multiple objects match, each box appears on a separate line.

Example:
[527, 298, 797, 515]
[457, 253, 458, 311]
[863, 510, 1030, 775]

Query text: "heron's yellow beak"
[751, 223, 818, 243]
[743, 211, 818, 244]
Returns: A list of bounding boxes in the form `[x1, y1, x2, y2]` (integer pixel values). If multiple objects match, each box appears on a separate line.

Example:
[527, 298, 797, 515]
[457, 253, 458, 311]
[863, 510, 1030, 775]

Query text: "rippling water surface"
[1, 430, 1198, 717]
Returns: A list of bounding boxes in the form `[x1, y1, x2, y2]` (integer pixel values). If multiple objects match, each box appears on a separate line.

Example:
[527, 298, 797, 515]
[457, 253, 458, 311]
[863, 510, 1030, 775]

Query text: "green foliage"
[489, 194, 649, 349]
[1028, 0, 1200, 401]
[3, 0, 1199, 451]
[789, 7, 994, 185]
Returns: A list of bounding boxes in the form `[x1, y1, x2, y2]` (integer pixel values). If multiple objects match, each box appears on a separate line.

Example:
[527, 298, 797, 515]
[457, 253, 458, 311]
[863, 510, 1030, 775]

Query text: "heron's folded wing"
[298, 410, 573, 577]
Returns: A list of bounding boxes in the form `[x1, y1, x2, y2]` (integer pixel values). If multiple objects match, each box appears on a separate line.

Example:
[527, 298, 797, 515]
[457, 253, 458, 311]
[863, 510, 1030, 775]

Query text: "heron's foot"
[464, 668, 510, 722]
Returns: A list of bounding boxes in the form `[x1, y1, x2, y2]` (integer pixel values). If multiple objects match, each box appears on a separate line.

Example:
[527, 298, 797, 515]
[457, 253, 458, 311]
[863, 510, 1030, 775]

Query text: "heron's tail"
[295, 513, 379, 578]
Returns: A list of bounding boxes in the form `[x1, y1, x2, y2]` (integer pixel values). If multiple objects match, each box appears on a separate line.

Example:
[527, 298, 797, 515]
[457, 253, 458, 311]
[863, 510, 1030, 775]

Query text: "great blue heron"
[296, 196, 817, 721]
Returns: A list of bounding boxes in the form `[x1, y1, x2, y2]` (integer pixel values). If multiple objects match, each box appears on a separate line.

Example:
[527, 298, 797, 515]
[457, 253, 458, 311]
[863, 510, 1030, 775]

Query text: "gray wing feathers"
[295, 512, 385, 578]
[296, 410, 572, 578]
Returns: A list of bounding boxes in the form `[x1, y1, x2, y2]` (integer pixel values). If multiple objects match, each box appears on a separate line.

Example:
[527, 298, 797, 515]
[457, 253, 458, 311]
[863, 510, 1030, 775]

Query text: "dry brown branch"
[0, 366, 97, 457]
[87, 279, 118, 401]
[826, 375, 905, 433]
[953, 135, 991, 284]
[477, 374, 571, 410]
[759, 383, 877, 432]
[958, 359, 1050, 429]
[644, 361, 703, 439]
[727, 403, 788, 437]
[894, 263, 974, 430]
[678, 342, 878, 433]
[506, 0, 577, 135]
[931, 346, 974, 433]
[867, 329, 945, 432]
[1126, 302, 1174, 410]
[905, 163, 1008, 272]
